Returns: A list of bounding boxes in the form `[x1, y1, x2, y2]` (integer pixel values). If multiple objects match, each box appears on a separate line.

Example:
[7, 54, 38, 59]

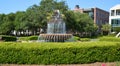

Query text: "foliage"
[73, 36, 80, 41]
[99, 36, 120, 42]
[112, 27, 120, 32]
[102, 24, 111, 31]
[73, 36, 90, 42]
[18, 36, 38, 41]
[0, 13, 15, 35]
[107, 33, 116, 37]
[64, 11, 96, 35]
[80, 38, 90, 42]
[14, 11, 28, 31]
[18, 37, 29, 41]
[28, 36, 38, 40]
[0, 42, 120, 64]
[0, 35, 17, 41]
[101, 24, 111, 35]
[0, 0, 68, 35]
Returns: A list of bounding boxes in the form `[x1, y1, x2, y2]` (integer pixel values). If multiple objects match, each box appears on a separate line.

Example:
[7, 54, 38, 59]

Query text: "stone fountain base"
[38, 34, 72, 42]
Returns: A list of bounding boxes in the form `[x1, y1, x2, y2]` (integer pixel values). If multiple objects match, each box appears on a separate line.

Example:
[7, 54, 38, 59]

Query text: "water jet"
[38, 10, 72, 42]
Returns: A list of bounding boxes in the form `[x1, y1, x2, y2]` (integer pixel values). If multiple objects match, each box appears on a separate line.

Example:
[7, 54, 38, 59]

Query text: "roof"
[110, 4, 120, 10]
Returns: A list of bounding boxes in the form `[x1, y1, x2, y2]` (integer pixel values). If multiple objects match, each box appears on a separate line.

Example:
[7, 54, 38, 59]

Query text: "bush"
[73, 36, 90, 42]
[107, 33, 116, 37]
[0, 35, 17, 41]
[0, 42, 120, 64]
[99, 36, 120, 42]
[18, 36, 38, 41]
[73, 36, 80, 41]
[18, 37, 29, 41]
[28, 36, 38, 40]
[80, 38, 90, 42]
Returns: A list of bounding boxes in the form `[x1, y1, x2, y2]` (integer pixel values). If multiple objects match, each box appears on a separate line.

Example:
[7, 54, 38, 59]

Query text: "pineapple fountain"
[38, 10, 72, 42]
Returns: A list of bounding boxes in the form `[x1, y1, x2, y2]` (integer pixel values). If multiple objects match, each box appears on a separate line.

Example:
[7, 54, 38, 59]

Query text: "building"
[109, 4, 120, 32]
[74, 5, 109, 31]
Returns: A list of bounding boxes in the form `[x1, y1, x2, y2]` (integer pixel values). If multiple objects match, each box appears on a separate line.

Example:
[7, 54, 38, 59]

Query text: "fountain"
[38, 10, 72, 42]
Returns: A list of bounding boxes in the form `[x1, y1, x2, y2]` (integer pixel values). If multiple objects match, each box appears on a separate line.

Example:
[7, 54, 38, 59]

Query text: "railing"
[112, 24, 120, 27]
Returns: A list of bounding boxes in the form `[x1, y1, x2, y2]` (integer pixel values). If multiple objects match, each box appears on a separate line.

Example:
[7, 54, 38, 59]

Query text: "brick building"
[74, 5, 109, 32]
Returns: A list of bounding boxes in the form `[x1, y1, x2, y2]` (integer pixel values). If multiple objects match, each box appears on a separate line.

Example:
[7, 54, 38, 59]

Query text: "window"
[111, 19, 120, 27]
[111, 10, 115, 16]
[116, 9, 120, 15]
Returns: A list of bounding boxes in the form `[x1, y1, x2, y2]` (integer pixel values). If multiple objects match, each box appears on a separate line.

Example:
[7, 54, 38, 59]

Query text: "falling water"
[38, 10, 72, 42]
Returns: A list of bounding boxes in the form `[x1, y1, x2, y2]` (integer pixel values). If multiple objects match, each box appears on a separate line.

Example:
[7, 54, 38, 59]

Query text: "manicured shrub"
[0, 42, 120, 64]
[18, 36, 38, 41]
[99, 36, 120, 42]
[0, 35, 17, 41]
[28, 36, 38, 40]
[80, 38, 90, 42]
[107, 33, 116, 37]
[73, 36, 80, 41]
[73, 36, 90, 42]
[18, 37, 29, 41]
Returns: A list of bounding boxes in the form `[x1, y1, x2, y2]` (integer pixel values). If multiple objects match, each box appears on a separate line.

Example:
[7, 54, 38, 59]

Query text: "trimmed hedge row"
[80, 38, 90, 42]
[99, 36, 120, 42]
[73, 36, 90, 42]
[18, 36, 38, 41]
[0, 42, 120, 64]
[0, 35, 17, 41]
[28, 36, 38, 40]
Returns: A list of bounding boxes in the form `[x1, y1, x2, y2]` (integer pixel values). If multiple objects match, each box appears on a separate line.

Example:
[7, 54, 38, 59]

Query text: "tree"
[64, 11, 96, 37]
[0, 22, 13, 35]
[14, 11, 29, 35]
[101, 24, 111, 35]
[26, 5, 44, 35]
[0, 0, 69, 35]
[0, 13, 15, 35]
[26, 0, 68, 34]
[39, 0, 68, 28]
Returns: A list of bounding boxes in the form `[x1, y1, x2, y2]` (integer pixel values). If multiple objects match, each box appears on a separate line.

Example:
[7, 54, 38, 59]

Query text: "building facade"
[74, 5, 109, 31]
[109, 4, 120, 32]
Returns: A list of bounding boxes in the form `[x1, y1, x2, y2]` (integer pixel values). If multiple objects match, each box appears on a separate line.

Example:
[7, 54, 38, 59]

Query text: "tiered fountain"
[38, 10, 72, 42]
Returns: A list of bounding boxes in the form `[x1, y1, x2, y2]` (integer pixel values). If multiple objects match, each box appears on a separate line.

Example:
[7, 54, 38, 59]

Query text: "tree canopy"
[0, 0, 97, 37]
[64, 11, 97, 36]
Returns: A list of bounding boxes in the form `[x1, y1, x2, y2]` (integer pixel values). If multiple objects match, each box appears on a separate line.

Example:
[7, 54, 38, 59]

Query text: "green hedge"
[0, 35, 17, 41]
[0, 42, 120, 64]
[99, 36, 120, 42]
[28, 36, 38, 40]
[80, 38, 90, 42]
[18, 37, 29, 41]
[73, 36, 80, 41]
[18, 36, 38, 41]
[73, 36, 90, 42]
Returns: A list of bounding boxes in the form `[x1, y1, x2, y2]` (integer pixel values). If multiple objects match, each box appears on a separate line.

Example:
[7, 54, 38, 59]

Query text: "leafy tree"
[39, 0, 68, 28]
[64, 11, 96, 37]
[0, 22, 13, 35]
[0, 13, 15, 35]
[0, 14, 6, 24]
[0, 0, 69, 35]
[101, 24, 111, 35]
[26, 5, 44, 35]
[14, 11, 29, 35]
[25, 0, 68, 34]
[102, 24, 111, 31]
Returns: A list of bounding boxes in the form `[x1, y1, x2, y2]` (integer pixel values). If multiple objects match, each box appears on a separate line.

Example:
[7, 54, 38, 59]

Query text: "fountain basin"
[38, 34, 72, 42]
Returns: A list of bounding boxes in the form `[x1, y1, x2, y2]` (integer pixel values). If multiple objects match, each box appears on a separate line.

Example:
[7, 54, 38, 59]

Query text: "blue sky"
[0, 0, 120, 14]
